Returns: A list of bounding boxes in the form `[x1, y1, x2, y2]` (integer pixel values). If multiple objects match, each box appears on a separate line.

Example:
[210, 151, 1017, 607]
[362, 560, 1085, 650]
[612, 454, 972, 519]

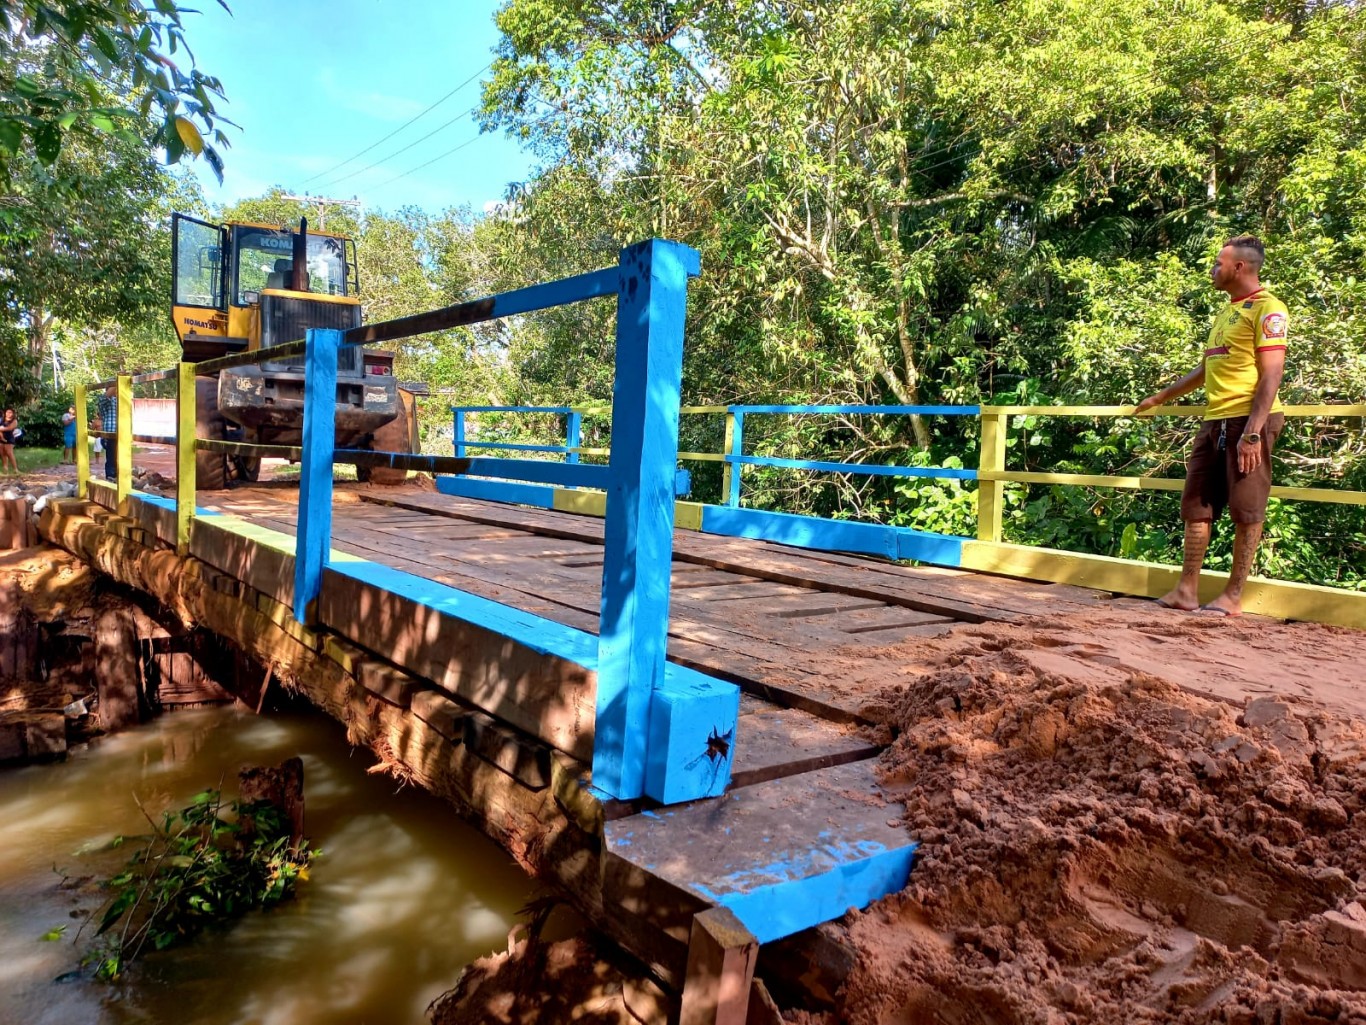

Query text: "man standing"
[97, 384, 118, 481]
[1135, 235, 1288, 617]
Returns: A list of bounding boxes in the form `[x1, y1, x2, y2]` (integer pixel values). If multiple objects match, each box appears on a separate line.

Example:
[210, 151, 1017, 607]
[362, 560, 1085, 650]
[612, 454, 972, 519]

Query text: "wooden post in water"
[175, 362, 197, 555]
[294, 328, 341, 624]
[593, 238, 701, 800]
[679, 906, 759, 1025]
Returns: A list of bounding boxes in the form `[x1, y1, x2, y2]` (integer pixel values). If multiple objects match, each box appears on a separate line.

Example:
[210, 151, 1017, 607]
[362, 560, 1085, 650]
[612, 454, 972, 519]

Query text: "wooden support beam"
[74, 382, 90, 499]
[175, 362, 196, 553]
[95, 606, 143, 732]
[116, 374, 133, 512]
[466, 712, 552, 790]
[679, 907, 759, 1025]
[294, 326, 341, 624]
[593, 238, 702, 800]
[976, 410, 1006, 542]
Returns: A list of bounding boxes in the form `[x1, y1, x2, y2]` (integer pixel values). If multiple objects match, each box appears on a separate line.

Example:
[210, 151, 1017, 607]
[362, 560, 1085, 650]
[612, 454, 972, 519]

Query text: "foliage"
[0, 91, 197, 378]
[0, 0, 231, 178]
[68, 788, 315, 982]
[471, 0, 1366, 588]
[17, 384, 73, 446]
[0, 323, 38, 403]
[16, 443, 59, 470]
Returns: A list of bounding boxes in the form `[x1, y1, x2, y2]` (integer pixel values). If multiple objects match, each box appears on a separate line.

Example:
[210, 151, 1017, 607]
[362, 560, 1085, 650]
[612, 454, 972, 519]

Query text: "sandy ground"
[813, 608, 1366, 1024]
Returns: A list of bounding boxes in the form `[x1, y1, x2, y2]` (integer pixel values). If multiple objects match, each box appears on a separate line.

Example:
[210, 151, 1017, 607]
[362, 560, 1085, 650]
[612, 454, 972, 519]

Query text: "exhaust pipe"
[292, 216, 308, 292]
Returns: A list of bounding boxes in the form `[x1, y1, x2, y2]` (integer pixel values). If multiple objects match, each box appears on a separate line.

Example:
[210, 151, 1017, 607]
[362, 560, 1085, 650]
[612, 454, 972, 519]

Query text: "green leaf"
[0, 118, 22, 154]
[96, 889, 136, 935]
[33, 123, 62, 164]
[39, 926, 67, 942]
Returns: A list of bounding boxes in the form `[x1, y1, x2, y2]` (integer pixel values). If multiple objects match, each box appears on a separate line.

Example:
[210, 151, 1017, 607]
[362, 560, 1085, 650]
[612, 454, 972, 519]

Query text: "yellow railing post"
[976, 409, 1007, 542]
[720, 409, 737, 505]
[176, 363, 197, 554]
[74, 383, 89, 499]
[116, 374, 133, 512]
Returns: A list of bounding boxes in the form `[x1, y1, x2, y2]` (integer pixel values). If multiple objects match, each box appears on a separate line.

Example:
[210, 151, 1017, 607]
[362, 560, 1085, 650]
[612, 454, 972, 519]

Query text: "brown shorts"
[1180, 413, 1284, 524]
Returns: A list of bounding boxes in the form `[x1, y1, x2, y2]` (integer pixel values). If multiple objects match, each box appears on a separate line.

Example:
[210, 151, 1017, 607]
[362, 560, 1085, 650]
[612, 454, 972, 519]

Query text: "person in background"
[97, 385, 118, 480]
[61, 405, 77, 464]
[0, 407, 20, 476]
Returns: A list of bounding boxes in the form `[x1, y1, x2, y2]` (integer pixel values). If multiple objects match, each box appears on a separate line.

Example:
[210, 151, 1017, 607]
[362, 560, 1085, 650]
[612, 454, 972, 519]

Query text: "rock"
[1242, 698, 1292, 728]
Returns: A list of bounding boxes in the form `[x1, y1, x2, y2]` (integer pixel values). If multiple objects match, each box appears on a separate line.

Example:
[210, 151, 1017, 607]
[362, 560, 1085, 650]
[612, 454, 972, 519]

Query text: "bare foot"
[1154, 588, 1199, 611]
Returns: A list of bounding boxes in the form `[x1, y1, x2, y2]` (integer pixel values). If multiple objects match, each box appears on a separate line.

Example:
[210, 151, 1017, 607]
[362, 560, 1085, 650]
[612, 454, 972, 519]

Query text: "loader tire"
[194, 377, 228, 491]
[357, 389, 418, 486]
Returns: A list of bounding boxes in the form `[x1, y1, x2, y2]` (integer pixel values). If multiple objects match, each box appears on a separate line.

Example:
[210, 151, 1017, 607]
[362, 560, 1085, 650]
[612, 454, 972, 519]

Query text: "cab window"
[233, 227, 349, 303]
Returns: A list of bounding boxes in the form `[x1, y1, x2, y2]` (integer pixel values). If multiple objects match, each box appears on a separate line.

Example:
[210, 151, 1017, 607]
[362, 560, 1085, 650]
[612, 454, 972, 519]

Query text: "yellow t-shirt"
[1203, 288, 1288, 420]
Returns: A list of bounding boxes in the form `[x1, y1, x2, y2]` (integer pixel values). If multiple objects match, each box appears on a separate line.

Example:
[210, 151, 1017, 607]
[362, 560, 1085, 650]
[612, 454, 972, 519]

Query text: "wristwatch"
[1240, 432, 1261, 445]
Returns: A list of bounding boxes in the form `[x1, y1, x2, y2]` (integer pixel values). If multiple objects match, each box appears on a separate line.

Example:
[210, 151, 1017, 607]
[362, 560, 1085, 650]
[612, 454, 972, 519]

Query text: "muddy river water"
[0, 706, 533, 1025]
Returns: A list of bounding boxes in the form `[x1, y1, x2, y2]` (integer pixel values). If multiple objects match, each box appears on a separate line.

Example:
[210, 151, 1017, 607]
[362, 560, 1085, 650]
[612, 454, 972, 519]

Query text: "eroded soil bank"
[815, 606, 1366, 1024]
[423, 606, 1366, 1025]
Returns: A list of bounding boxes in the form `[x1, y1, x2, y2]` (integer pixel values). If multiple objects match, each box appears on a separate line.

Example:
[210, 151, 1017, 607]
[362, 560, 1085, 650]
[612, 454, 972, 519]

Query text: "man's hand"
[1238, 434, 1263, 474]
[1134, 393, 1164, 414]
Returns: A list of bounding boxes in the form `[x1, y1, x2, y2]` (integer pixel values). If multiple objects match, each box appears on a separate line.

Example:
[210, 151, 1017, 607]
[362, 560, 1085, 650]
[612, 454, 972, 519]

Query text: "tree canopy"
[0, 0, 231, 178]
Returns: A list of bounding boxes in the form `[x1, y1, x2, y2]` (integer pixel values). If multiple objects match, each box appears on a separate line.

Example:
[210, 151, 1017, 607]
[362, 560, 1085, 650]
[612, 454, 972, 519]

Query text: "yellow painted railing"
[974, 403, 1366, 543]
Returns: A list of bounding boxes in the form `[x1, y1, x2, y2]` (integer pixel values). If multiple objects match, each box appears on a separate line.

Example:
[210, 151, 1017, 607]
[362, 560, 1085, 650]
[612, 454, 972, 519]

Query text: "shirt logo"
[1261, 312, 1287, 339]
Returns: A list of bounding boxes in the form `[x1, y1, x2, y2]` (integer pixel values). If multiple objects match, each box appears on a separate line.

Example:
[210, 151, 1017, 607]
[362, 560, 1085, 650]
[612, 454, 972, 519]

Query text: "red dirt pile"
[818, 608, 1366, 1025]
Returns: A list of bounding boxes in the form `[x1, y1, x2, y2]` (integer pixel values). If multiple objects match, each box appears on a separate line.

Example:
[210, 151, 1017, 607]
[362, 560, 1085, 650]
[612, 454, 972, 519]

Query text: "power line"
[299, 63, 492, 187]
[314, 104, 480, 190]
[368, 112, 559, 193]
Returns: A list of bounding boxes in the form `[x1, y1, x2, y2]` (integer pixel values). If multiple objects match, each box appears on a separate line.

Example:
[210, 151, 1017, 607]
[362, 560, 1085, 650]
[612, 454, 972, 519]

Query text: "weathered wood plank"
[316, 566, 598, 761]
[729, 706, 879, 789]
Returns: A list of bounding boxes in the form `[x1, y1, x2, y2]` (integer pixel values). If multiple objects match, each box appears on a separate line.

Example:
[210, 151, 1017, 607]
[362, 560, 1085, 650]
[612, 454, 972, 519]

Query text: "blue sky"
[182, 0, 535, 216]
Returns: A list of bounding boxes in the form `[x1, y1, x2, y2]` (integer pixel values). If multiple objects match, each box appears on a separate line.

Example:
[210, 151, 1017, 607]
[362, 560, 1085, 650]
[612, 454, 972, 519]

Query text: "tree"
[0, 0, 231, 179]
[0, 116, 195, 378]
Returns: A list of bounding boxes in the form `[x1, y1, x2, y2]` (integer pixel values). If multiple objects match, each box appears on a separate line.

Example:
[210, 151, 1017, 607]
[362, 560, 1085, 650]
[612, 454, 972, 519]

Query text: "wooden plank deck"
[61, 482, 1113, 965]
[195, 486, 1105, 734]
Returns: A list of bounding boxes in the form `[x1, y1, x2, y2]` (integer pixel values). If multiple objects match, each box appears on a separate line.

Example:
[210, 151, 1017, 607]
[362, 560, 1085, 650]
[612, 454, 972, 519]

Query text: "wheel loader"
[169, 212, 421, 488]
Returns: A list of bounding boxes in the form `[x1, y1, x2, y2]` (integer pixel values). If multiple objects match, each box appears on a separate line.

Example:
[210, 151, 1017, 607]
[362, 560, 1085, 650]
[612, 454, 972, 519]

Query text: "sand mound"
[822, 608, 1366, 1024]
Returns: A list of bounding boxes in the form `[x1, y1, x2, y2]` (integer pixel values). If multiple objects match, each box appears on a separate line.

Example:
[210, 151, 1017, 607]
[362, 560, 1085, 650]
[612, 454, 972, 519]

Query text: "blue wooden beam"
[731, 403, 979, 416]
[593, 238, 701, 800]
[700, 505, 965, 566]
[726, 410, 744, 507]
[294, 327, 340, 623]
[435, 475, 557, 509]
[565, 410, 583, 466]
[728, 454, 977, 480]
[647, 664, 739, 803]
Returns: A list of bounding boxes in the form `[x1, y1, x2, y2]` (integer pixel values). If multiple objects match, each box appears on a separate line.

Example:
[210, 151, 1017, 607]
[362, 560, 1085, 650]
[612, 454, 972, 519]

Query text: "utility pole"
[280, 193, 361, 231]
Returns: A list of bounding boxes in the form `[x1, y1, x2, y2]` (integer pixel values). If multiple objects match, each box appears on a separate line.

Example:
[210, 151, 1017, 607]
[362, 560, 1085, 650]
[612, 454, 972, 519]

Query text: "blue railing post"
[725, 409, 744, 507]
[294, 328, 341, 624]
[453, 409, 466, 458]
[593, 238, 701, 799]
[565, 410, 582, 465]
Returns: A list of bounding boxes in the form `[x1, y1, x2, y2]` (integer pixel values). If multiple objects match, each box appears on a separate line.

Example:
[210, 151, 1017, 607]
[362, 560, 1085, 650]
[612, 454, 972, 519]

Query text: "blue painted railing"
[294, 240, 733, 804]
[84, 238, 738, 807]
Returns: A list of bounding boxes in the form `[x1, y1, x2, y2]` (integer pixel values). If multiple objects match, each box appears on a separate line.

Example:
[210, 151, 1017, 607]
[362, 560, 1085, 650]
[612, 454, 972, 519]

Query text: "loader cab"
[170, 212, 361, 361]
[232, 225, 354, 303]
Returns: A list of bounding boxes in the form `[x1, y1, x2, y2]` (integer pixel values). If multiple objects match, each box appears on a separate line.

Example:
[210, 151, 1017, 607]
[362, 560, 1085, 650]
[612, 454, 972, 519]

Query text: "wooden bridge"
[46, 237, 1366, 1020]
